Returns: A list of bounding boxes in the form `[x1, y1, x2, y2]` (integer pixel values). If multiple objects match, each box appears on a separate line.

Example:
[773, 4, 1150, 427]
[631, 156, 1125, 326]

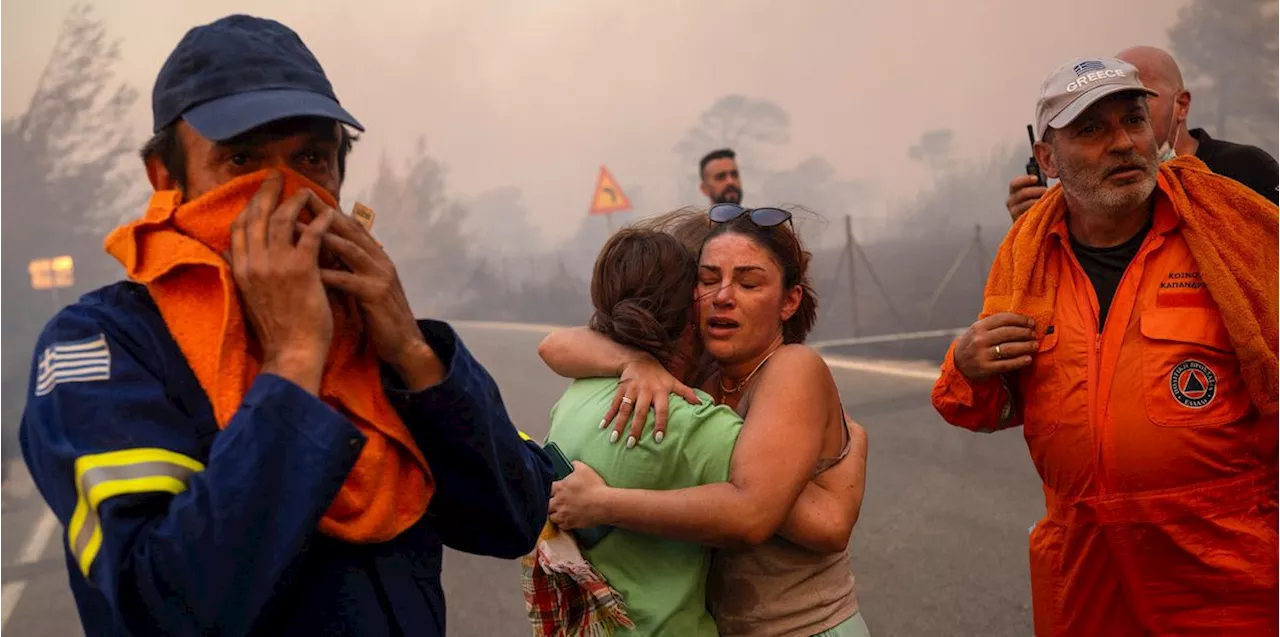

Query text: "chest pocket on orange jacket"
[1139, 309, 1251, 427]
[1021, 328, 1064, 437]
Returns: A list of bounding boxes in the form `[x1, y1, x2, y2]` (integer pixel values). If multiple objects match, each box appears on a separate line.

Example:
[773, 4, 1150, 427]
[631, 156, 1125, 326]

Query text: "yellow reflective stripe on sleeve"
[517, 430, 532, 442]
[68, 448, 205, 578]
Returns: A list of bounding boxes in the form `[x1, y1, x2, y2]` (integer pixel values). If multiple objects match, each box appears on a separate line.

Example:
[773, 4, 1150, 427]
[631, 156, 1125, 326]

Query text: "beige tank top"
[706, 381, 859, 637]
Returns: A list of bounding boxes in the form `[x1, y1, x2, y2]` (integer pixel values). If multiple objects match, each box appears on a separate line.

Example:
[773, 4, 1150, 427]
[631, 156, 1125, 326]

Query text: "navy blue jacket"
[20, 282, 554, 636]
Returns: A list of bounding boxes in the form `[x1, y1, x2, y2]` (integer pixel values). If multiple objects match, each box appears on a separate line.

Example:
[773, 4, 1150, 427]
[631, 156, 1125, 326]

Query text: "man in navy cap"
[20, 15, 554, 636]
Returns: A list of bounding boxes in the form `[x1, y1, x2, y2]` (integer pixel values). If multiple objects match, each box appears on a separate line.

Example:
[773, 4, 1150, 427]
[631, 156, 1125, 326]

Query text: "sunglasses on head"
[707, 203, 793, 229]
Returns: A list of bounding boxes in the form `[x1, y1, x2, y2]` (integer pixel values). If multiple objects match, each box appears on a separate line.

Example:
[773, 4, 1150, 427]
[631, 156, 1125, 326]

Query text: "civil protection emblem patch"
[1170, 360, 1216, 409]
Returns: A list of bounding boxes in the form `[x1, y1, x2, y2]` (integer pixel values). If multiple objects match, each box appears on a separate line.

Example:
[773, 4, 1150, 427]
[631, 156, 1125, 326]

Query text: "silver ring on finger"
[994, 344, 1003, 359]
[620, 396, 634, 406]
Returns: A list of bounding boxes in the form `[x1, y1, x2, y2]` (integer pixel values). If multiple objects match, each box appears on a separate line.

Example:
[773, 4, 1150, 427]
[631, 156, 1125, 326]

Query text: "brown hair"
[703, 214, 818, 344]
[632, 208, 710, 253]
[589, 228, 698, 366]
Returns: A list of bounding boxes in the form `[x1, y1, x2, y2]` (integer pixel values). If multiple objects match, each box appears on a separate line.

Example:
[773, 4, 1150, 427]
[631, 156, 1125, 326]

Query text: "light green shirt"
[547, 377, 743, 637]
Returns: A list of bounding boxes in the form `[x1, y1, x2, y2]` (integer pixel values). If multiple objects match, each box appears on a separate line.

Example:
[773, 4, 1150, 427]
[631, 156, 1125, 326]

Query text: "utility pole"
[844, 215, 858, 337]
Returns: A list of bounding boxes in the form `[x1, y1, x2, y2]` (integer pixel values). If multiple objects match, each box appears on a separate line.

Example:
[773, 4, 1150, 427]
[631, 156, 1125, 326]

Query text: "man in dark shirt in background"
[1007, 45, 1278, 221]
[1187, 126, 1277, 200]
[698, 148, 744, 205]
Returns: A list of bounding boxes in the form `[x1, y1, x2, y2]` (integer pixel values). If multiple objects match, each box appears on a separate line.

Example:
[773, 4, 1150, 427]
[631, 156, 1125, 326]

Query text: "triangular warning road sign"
[588, 165, 632, 215]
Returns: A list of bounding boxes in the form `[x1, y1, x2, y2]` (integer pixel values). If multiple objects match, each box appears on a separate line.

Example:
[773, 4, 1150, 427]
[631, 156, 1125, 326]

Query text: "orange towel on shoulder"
[987, 154, 1279, 419]
[105, 169, 432, 543]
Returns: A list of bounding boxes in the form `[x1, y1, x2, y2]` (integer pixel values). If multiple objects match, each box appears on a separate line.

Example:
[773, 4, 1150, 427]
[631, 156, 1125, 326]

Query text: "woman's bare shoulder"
[765, 344, 830, 374]
[744, 346, 841, 434]
[753, 345, 837, 394]
[757, 346, 843, 431]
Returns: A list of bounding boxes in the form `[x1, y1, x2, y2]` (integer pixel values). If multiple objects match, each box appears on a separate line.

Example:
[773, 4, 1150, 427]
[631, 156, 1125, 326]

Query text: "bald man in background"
[1007, 45, 1279, 221]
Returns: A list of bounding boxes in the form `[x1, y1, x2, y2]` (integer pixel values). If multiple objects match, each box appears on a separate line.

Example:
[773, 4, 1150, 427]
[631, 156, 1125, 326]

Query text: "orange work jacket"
[933, 194, 1278, 636]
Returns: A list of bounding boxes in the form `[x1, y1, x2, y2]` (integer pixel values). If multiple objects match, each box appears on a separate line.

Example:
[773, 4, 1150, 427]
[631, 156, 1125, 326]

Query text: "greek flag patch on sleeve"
[35, 334, 112, 396]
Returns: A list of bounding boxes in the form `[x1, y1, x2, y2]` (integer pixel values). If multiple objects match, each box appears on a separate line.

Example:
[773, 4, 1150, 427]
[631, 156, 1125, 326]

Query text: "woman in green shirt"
[544, 227, 741, 636]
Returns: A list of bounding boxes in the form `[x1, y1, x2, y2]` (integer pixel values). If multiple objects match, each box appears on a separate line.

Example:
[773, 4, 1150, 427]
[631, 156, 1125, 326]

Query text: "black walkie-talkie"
[543, 441, 614, 549]
[1025, 124, 1046, 187]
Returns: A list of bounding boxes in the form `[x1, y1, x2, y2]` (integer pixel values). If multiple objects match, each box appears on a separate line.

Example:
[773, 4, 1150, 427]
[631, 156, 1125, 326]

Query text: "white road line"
[452, 319, 571, 334]
[2, 582, 26, 627]
[21, 509, 59, 564]
[3, 509, 61, 630]
[452, 319, 942, 381]
[824, 357, 942, 382]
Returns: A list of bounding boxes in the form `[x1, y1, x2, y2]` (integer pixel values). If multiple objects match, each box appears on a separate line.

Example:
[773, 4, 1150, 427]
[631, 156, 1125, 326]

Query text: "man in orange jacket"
[933, 57, 1278, 636]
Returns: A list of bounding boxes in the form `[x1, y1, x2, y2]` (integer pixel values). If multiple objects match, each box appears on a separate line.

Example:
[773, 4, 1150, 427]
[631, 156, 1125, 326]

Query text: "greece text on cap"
[1066, 68, 1126, 93]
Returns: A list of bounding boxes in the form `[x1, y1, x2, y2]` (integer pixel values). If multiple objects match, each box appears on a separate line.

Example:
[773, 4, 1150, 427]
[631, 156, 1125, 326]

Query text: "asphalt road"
[1, 322, 1044, 636]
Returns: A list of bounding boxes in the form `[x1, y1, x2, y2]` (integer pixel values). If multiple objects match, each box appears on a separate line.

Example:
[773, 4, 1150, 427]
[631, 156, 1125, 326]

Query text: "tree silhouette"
[899, 144, 1023, 235]
[360, 138, 474, 313]
[5, 4, 141, 232]
[1169, 0, 1278, 156]
[463, 186, 543, 258]
[760, 156, 871, 248]
[907, 129, 956, 174]
[2, 3, 140, 444]
[674, 95, 790, 162]
[674, 95, 790, 203]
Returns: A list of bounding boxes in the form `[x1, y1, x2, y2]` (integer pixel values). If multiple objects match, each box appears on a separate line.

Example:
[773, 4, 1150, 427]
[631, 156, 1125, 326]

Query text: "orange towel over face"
[105, 169, 432, 543]
[987, 154, 1278, 419]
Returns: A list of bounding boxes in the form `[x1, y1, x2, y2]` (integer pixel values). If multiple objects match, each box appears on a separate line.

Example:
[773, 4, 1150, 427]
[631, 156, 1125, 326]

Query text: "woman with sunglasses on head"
[539, 205, 871, 637]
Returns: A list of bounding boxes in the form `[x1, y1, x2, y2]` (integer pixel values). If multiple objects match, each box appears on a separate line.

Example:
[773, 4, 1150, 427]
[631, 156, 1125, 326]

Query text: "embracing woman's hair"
[704, 214, 819, 344]
[633, 208, 711, 253]
[589, 228, 698, 366]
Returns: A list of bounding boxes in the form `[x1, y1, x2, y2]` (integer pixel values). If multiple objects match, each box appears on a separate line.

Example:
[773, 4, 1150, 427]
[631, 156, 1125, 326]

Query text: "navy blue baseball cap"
[152, 15, 363, 141]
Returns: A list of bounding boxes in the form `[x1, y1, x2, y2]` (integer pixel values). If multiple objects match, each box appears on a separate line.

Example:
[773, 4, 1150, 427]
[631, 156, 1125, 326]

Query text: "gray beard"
[1059, 163, 1157, 217]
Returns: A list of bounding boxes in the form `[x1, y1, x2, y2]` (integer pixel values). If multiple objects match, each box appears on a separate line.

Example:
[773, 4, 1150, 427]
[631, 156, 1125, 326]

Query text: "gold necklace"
[719, 346, 782, 394]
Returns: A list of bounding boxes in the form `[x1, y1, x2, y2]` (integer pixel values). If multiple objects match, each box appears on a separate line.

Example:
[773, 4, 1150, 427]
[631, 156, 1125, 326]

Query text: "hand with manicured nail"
[601, 357, 700, 449]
